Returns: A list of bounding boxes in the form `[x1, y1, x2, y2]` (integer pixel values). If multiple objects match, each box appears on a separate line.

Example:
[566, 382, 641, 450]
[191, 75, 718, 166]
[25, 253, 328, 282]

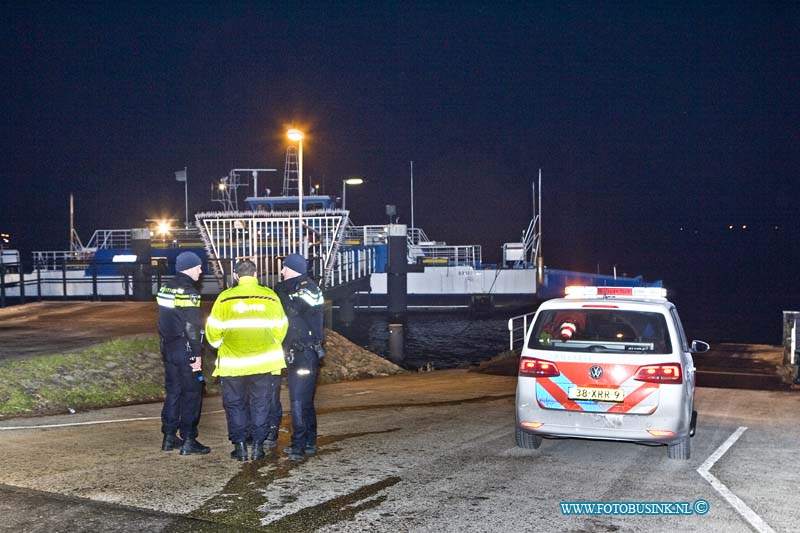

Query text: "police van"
[515, 286, 710, 459]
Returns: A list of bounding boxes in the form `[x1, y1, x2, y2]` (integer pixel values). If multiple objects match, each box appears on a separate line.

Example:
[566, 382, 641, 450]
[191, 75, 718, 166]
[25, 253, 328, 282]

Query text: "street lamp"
[342, 177, 364, 212]
[287, 128, 305, 255]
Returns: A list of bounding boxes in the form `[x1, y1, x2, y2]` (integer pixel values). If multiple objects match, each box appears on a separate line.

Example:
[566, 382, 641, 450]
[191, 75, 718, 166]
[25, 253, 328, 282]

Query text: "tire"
[515, 426, 543, 449]
[667, 436, 691, 460]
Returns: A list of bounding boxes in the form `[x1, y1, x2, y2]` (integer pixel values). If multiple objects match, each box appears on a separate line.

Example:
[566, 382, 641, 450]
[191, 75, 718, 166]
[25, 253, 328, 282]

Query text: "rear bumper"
[517, 418, 683, 444]
[516, 379, 691, 444]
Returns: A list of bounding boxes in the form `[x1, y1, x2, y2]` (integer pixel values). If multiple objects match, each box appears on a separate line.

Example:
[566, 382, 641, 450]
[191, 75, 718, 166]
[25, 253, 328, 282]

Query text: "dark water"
[332, 312, 515, 370]
[332, 293, 796, 370]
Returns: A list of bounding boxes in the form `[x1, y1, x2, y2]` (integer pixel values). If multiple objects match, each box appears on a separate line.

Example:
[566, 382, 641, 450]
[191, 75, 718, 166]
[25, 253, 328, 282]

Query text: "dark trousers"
[221, 373, 281, 443]
[245, 374, 283, 434]
[161, 355, 203, 440]
[269, 375, 283, 428]
[287, 348, 319, 449]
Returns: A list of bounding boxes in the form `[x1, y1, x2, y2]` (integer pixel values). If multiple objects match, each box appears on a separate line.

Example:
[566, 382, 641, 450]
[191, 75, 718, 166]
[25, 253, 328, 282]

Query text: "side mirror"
[691, 340, 710, 354]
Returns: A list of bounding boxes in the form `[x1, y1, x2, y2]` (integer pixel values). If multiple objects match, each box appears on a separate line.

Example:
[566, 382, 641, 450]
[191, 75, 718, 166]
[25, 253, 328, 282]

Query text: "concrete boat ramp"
[0, 370, 798, 533]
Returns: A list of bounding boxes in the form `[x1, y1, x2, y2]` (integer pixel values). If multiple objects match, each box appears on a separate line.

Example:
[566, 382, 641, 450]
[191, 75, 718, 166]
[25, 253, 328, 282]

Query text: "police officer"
[275, 254, 325, 462]
[156, 251, 210, 455]
[205, 259, 288, 461]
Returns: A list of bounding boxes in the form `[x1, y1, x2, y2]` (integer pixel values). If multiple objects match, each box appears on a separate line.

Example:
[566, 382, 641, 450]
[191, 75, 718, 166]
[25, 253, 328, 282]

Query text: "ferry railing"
[407, 227, 430, 245]
[345, 225, 432, 246]
[410, 244, 482, 267]
[33, 251, 94, 271]
[344, 225, 387, 245]
[196, 210, 346, 289]
[326, 246, 375, 288]
[0, 259, 152, 305]
[507, 310, 536, 351]
[151, 227, 204, 249]
[85, 229, 132, 250]
[520, 214, 541, 267]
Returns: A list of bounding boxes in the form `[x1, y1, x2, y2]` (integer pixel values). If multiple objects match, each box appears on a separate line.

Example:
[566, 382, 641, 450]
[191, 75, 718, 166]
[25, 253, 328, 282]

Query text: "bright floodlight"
[157, 221, 170, 235]
[344, 177, 364, 185]
[287, 128, 304, 141]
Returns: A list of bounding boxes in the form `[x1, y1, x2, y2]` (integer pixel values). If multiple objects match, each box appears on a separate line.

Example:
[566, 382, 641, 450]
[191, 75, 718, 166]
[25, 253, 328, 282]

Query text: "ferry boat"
[3, 159, 661, 310]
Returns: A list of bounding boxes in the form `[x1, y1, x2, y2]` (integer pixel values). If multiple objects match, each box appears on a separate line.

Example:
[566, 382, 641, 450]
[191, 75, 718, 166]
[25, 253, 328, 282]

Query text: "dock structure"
[195, 207, 376, 298]
[4, 208, 377, 310]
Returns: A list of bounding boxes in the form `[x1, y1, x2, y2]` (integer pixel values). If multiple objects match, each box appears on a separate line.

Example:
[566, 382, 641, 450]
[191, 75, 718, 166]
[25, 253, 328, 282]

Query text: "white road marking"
[0, 409, 226, 431]
[697, 426, 776, 533]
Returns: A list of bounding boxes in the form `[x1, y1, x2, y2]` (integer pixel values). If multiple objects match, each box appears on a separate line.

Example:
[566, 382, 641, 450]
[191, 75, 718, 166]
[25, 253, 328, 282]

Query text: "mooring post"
[388, 322, 405, 363]
[18, 268, 25, 304]
[0, 264, 5, 308]
[339, 296, 355, 325]
[387, 223, 407, 318]
[92, 263, 98, 301]
[131, 228, 152, 301]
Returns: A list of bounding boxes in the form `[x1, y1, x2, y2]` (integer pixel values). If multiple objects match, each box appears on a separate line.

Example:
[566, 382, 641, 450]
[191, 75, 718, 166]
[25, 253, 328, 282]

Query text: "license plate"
[568, 386, 625, 402]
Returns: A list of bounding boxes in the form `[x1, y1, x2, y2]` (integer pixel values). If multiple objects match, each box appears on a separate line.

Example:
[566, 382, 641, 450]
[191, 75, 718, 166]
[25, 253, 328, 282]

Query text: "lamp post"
[287, 129, 304, 255]
[342, 177, 364, 212]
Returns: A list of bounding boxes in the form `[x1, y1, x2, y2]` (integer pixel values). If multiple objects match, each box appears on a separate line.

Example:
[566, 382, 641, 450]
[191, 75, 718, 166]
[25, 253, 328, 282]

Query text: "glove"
[313, 342, 325, 360]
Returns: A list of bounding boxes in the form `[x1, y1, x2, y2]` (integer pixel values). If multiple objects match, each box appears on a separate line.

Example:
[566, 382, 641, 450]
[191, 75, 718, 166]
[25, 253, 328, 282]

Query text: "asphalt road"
[0, 302, 160, 360]
[1, 370, 797, 533]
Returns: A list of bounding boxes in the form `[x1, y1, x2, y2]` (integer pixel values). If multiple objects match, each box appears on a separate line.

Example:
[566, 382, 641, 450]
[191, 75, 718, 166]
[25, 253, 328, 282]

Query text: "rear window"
[527, 308, 672, 354]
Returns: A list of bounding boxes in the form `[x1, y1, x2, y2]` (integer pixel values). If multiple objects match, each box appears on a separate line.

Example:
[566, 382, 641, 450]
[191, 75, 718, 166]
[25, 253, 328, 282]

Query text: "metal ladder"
[282, 147, 299, 196]
[323, 215, 349, 287]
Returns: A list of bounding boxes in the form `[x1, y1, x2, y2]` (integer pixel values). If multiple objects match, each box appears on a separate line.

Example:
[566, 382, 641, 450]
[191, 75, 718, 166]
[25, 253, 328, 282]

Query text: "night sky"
[3, 2, 799, 342]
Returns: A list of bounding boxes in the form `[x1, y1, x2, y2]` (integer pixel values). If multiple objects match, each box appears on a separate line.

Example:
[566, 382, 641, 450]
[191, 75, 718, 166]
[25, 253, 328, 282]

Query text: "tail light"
[519, 357, 560, 377]
[633, 364, 682, 384]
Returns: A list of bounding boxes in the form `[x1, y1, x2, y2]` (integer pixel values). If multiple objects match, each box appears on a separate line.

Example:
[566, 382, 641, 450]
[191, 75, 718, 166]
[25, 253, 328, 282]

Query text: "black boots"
[161, 434, 184, 451]
[283, 445, 316, 462]
[230, 442, 248, 461]
[251, 441, 266, 461]
[179, 438, 211, 455]
[265, 426, 279, 448]
[284, 447, 304, 462]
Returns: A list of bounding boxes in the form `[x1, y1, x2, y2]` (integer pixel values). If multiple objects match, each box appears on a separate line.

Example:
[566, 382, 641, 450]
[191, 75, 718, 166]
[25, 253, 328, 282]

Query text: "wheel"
[689, 410, 697, 437]
[515, 426, 543, 449]
[667, 436, 691, 460]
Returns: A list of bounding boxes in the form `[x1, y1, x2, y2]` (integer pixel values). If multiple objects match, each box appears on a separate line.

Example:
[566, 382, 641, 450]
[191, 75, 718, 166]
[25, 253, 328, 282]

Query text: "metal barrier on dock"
[1, 247, 377, 307]
[507, 310, 536, 350]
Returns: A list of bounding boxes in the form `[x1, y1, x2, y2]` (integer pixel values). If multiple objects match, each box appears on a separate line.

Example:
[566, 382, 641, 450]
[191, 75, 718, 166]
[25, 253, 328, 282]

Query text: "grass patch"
[0, 335, 218, 417]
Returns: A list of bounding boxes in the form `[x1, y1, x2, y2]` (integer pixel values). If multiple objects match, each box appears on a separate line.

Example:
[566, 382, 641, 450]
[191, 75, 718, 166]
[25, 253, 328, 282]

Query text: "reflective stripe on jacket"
[206, 276, 288, 377]
[157, 273, 203, 355]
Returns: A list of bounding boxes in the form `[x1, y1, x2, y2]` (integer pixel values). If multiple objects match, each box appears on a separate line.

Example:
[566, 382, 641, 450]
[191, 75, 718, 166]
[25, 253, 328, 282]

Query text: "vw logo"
[589, 366, 603, 379]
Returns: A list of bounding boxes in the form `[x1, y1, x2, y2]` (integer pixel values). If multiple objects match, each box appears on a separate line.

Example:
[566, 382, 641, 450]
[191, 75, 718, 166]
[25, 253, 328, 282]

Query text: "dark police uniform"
[275, 273, 324, 458]
[157, 271, 204, 448]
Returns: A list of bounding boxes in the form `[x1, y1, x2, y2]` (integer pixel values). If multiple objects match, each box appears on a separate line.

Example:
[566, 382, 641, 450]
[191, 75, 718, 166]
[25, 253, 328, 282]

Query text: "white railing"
[507, 310, 536, 350]
[345, 225, 430, 246]
[344, 225, 388, 245]
[196, 210, 346, 287]
[410, 244, 482, 267]
[85, 229, 132, 250]
[32, 251, 94, 271]
[407, 227, 430, 245]
[327, 247, 375, 288]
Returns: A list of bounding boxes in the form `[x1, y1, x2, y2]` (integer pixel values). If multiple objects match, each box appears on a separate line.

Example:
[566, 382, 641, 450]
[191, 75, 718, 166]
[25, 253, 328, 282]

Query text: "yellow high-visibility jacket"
[205, 276, 288, 377]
